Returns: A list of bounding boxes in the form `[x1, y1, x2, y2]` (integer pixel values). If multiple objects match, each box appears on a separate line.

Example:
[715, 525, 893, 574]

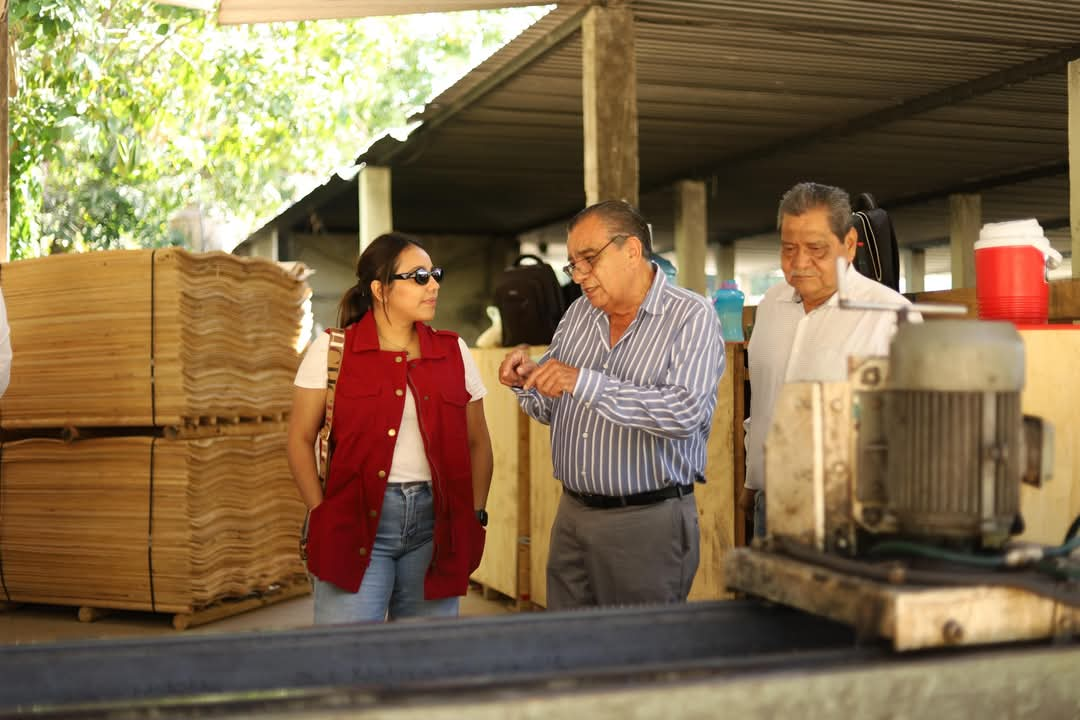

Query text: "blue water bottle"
[712, 281, 745, 342]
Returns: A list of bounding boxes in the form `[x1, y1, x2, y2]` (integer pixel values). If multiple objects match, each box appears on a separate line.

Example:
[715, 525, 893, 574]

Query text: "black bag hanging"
[494, 255, 567, 346]
[851, 193, 901, 291]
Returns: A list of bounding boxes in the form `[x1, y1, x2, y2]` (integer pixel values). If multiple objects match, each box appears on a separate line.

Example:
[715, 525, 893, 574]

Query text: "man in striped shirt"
[498, 201, 725, 610]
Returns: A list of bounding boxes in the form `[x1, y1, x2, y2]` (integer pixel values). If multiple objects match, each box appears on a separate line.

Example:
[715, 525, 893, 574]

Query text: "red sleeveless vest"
[304, 312, 483, 597]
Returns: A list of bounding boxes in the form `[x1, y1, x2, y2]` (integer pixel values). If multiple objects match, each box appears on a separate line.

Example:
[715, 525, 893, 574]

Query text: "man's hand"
[522, 359, 580, 398]
[498, 345, 539, 388]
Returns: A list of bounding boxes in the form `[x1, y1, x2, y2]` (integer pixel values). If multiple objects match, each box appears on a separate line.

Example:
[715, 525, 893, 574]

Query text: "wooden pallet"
[0, 578, 312, 630]
[65, 577, 313, 630]
[724, 547, 1080, 652]
[170, 577, 311, 630]
[0, 419, 289, 444]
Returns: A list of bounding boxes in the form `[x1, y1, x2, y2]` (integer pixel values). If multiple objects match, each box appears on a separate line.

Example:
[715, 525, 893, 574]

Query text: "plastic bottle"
[712, 281, 745, 342]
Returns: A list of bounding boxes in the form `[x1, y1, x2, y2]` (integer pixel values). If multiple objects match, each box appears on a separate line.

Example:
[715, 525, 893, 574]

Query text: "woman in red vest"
[288, 232, 493, 623]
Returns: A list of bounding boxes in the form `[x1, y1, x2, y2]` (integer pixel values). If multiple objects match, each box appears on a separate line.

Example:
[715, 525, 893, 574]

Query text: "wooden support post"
[715, 242, 736, 287]
[1070, 60, 1080, 278]
[515, 406, 532, 609]
[949, 194, 981, 289]
[358, 165, 392, 252]
[582, 3, 638, 207]
[674, 180, 708, 295]
[268, 228, 280, 261]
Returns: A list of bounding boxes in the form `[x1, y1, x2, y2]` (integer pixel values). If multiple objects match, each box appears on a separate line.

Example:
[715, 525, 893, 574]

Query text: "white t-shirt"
[744, 265, 920, 491]
[295, 333, 486, 484]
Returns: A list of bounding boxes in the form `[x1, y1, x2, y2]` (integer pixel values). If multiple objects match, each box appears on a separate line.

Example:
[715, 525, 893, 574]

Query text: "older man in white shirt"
[744, 182, 917, 537]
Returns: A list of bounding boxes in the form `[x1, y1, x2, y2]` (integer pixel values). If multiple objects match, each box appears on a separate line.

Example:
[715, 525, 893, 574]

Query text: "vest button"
[377, 470, 386, 478]
[395, 389, 404, 397]
[388, 428, 397, 437]
[357, 547, 367, 556]
[369, 509, 378, 518]
[395, 356, 403, 363]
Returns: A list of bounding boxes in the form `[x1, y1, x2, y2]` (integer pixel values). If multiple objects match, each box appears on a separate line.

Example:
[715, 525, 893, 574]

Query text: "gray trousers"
[546, 490, 700, 610]
[753, 490, 767, 539]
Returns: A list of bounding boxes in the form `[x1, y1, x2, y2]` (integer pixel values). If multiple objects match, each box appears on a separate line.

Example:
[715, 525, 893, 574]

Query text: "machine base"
[724, 546, 1080, 651]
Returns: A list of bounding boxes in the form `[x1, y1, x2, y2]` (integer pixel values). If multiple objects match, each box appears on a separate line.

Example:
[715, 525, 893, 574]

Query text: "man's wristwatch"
[475, 509, 488, 527]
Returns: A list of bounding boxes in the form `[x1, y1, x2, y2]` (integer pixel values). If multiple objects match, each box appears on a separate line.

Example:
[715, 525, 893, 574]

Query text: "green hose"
[866, 541, 1007, 568]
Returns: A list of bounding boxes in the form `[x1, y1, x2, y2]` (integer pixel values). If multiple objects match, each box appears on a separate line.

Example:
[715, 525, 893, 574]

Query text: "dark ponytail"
[337, 232, 425, 327]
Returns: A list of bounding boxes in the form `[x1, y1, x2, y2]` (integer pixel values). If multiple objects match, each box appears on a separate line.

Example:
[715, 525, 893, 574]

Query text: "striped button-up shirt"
[516, 267, 725, 496]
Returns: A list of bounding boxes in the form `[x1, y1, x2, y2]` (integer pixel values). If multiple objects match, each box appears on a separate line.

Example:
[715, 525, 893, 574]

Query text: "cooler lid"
[975, 218, 1063, 268]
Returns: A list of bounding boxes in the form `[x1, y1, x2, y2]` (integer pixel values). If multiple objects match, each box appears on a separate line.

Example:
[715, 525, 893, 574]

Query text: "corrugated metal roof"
[216, 0, 567, 25]
[258, 0, 1078, 277]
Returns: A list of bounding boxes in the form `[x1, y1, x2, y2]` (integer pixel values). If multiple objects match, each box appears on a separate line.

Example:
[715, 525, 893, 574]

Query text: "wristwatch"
[475, 508, 488, 527]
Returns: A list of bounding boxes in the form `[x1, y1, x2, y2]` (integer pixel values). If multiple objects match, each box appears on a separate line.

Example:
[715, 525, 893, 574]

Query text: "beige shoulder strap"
[316, 328, 346, 486]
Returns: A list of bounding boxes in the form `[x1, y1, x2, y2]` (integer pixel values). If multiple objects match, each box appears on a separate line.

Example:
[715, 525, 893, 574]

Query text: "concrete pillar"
[715, 243, 736, 286]
[358, 165, 392, 252]
[674, 180, 707, 295]
[1070, 60, 1080, 277]
[582, 3, 638, 207]
[949, 194, 981, 289]
[268, 228, 280, 262]
[903, 247, 926, 294]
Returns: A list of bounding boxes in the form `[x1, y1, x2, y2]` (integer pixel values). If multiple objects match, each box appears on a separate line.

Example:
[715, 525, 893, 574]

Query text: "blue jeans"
[313, 483, 459, 624]
[753, 490, 767, 540]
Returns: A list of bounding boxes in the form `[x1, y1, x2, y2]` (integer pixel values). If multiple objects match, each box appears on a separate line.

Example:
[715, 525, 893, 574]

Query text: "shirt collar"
[582, 262, 665, 321]
[349, 312, 446, 358]
[640, 262, 666, 316]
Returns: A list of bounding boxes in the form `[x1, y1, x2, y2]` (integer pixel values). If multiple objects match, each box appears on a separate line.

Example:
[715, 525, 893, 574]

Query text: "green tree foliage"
[9, 1, 547, 258]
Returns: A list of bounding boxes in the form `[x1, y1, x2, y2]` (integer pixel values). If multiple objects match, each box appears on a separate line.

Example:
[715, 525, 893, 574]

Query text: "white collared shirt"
[744, 265, 918, 491]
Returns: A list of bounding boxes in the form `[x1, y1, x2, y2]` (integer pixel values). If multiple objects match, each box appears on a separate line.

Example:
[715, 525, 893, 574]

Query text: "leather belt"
[564, 483, 694, 509]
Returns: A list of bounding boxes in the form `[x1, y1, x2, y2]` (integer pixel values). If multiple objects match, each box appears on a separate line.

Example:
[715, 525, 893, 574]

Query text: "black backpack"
[852, 193, 901, 291]
[494, 255, 567, 346]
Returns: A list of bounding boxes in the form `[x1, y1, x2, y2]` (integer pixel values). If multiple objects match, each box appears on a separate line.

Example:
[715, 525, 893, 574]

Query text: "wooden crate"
[468, 348, 533, 607]
[912, 276, 1080, 322]
[1017, 328, 1080, 545]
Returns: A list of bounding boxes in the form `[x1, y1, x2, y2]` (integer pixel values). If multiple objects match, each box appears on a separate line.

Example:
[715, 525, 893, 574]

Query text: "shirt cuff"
[573, 368, 608, 405]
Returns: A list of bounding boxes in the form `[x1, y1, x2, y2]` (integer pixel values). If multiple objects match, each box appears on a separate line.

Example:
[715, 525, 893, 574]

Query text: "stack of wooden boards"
[0, 249, 310, 620]
[0, 249, 309, 428]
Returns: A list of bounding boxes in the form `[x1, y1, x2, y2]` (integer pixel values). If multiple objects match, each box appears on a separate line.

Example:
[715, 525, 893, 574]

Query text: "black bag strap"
[853, 210, 884, 283]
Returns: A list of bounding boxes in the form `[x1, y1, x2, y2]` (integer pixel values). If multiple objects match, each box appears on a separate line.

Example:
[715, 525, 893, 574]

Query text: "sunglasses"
[391, 267, 444, 285]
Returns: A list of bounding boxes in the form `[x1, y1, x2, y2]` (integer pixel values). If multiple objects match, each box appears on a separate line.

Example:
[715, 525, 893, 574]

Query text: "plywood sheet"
[1018, 329, 1080, 545]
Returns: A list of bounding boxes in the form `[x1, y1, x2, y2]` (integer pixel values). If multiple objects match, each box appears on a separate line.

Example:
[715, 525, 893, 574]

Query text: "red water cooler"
[974, 219, 1063, 325]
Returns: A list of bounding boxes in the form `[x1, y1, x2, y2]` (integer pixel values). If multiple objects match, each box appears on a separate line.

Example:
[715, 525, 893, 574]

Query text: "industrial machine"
[764, 317, 1055, 556]
[726, 266, 1080, 651]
